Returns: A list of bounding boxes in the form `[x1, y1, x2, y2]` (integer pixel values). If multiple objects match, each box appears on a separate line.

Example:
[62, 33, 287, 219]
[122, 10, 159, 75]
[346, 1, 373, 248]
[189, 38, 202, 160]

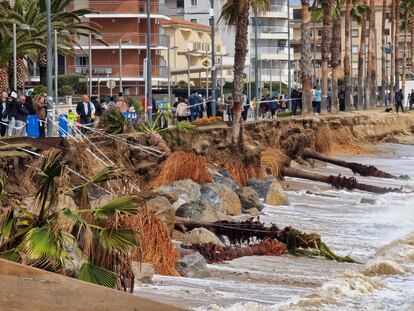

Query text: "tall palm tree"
[301, 0, 314, 114]
[395, 0, 401, 93]
[358, 0, 367, 110]
[323, 0, 333, 113]
[344, 0, 352, 111]
[391, 0, 396, 105]
[220, 0, 270, 147]
[381, 0, 388, 106]
[366, 0, 377, 109]
[401, 0, 411, 97]
[331, 0, 343, 113]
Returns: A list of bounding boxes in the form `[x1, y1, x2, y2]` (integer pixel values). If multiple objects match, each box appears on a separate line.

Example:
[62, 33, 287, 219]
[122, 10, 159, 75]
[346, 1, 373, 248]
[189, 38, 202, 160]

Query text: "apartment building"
[291, 1, 411, 89]
[160, 17, 228, 90]
[65, 0, 170, 96]
[250, 0, 293, 91]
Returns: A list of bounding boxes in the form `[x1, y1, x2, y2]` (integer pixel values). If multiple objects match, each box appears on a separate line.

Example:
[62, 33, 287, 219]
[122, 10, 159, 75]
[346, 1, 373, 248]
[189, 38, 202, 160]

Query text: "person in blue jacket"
[313, 86, 322, 115]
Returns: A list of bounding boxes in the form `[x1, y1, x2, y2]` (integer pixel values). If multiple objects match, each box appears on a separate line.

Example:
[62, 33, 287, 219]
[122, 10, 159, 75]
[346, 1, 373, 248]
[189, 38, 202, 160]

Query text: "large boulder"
[265, 181, 288, 206]
[157, 179, 201, 207]
[210, 169, 238, 192]
[207, 183, 242, 216]
[199, 184, 223, 214]
[146, 196, 176, 230]
[176, 252, 211, 278]
[175, 201, 222, 222]
[182, 228, 224, 247]
[246, 177, 275, 198]
[237, 187, 264, 211]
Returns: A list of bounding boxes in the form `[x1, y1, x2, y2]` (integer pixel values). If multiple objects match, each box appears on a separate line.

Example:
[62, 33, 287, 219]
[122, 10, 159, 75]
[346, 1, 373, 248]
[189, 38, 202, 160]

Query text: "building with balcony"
[65, 0, 171, 96]
[160, 17, 230, 92]
[250, 0, 293, 93]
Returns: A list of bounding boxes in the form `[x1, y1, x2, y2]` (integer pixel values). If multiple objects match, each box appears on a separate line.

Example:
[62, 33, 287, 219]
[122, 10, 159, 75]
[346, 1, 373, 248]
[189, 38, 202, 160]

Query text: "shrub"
[32, 85, 47, 97]
[60, 85, 74, 96]
[58, 74, 87, 95]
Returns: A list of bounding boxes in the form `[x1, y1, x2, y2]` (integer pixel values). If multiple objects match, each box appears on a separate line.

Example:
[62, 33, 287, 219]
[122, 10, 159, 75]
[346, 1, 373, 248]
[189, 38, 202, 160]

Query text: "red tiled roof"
[160, 17, 211, 31]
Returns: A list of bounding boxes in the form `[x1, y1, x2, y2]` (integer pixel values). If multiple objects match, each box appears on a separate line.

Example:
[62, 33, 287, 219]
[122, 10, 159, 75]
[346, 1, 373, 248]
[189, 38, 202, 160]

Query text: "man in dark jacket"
[291, 85, 301, 116]
[76, 95, 93, 133]
[409, 89, 414, 110]
[15, 95, 29, 137]
[91, 96, 103, 117]
[395, 89, 404, 113]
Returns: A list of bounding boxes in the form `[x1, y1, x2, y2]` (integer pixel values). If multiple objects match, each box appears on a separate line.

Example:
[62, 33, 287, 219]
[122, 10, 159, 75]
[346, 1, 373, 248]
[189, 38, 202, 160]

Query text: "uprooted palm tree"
[0, 149, 140, 292]
[220, 0, 271, 148]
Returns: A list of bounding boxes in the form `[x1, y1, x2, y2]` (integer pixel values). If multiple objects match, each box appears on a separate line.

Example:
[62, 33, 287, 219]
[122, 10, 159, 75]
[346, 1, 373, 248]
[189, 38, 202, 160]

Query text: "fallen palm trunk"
[281, 166, 401, 194]
[303, 148, 395, 178]
[190, 237, 286, 263]
[176, 217, 355, 263]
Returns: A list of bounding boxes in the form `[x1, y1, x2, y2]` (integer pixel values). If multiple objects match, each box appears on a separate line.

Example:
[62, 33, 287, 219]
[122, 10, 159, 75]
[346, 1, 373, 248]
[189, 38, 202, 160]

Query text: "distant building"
[64, 0, 171, 96]
[160, 17, 230, 92]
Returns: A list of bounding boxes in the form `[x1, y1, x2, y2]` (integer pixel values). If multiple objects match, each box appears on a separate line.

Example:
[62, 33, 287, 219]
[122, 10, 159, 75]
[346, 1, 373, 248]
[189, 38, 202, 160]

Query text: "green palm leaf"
[93, 196, 138, 219]
[79, 262, 117, 288]
[0, 207, 15, 242]
[98, 228, 137, 253]
[0, 249, 19, 262]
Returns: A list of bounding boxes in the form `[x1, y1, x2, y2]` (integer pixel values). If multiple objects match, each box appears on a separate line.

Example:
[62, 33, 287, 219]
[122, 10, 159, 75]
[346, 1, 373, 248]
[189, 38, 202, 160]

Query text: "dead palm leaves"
[261, 148, 290, 179]
[149, 151, 212, 188]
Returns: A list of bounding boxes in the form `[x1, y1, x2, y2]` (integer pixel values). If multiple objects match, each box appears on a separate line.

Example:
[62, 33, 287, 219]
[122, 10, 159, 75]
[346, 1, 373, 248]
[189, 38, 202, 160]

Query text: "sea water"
[134, 143, 414, 311]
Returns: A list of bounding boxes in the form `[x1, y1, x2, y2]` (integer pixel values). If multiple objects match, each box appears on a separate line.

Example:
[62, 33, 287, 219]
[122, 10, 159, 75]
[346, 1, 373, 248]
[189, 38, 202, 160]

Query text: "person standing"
[338, 89, 345, 111]
[67, 109, 77, 137]
[176, 97, 189, 122]
[395, 89, 405, 113]
[15, 95, 29, 137]
[313, 86, 322, 115]
[107, 96, 116, 109]
[269, 96, 278, 119]
[34, 95, 47, 138]
[409, 89, 414, 110]
[291, 85, 300, 116]
[7, 92, 18, 136]
[76, 95, 93, 133]
[0, 92, 10, 137]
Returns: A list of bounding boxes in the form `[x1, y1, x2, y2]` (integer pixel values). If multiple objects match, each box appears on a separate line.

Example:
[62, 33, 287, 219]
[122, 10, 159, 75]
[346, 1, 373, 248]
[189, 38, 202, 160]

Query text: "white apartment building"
[249, 0, 293, 95]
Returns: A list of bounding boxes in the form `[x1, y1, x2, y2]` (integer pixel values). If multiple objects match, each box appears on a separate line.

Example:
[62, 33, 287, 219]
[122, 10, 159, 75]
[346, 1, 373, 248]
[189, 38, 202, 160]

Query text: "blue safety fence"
[27, 115, 39, 138]
[122, 112, 138, 125]
[58, 114, 69, 138]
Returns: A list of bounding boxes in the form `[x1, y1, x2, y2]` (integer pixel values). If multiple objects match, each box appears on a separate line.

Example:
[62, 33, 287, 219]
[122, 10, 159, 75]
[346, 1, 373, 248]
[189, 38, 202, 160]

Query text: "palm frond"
[78, 262, 117, 288]
[92, 196, 139, 219]
[98, 228, 137, 253]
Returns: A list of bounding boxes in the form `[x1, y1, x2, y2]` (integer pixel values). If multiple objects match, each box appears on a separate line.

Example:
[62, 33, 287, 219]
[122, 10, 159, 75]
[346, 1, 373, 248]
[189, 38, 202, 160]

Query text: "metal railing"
[252, 26, 289, 34]
[66, 64, 168, 78]
[71, 1, 160, 14]
[255, 47, 293, 55]
[91, 33, 169, 46]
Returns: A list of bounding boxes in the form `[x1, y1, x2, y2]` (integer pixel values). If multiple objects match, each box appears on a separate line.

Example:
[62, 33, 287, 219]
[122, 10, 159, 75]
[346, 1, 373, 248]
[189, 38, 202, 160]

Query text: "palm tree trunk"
[395, 0, 400, 93]
[301, 0, 313, 114]
[321, 1, 332, 114]
[280, 166, 399, 194]
[381, 0, 387, 106]
[391, 0, 396, 105]
[331, 14, 341, 113]
[402, 13, 408, 99]
[231, 5, 250, 147]
[358, 0, 367, 110]
[411, 16, 414, 74]
[344, 0, 352, 111]
[302, 148, 395, 178]
[369, 0, 378, 108]
[0, 67, 9, 93]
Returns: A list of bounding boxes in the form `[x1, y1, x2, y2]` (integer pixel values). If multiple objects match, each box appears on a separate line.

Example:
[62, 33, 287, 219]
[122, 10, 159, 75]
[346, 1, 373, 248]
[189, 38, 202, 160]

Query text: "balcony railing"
[66, 64, 168, 78]
[253, 26, 289, 34]
[255, 47, 293, 55]
[91, 33, 169, 47]
[73, 1, 160, 14]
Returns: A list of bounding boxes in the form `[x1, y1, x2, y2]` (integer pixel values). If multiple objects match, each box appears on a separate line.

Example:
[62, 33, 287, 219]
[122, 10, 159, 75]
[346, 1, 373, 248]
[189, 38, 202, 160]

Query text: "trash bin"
[27, 115, 39, 138]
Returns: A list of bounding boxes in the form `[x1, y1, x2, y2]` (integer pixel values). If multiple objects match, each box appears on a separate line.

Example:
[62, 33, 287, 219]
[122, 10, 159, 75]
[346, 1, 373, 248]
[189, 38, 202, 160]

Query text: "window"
[384, 28, 390, 36]
[352, 29, 359, 37]
[75, 56, 88, 66]
[352, 45, 359, 53]
[317, 30, 322, 37]
[386, 12, 390, 20]
[191, 0, 197, 6]
[190, 19, 197, 23]
[177, 0, 184, 8]
[352, 62, 358, 69]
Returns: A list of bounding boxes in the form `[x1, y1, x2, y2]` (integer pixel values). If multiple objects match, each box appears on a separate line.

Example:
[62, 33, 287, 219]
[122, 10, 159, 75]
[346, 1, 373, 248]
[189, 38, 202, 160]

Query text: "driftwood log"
[281, 166, 401, 194]
[190, 238, 286, 263]
[302, 148, 396, 178]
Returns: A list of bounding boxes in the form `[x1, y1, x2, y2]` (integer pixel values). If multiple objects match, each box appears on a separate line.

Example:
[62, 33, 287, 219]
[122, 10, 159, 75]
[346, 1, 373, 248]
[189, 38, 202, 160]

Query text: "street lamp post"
[270, 60, 273, 97]
[119, 39, 123, 94]
[88, 34, 92, 97]
[254, 13, 259, 120]
[167, 45, 178, 104]
[146, 0, 152, 123]
[13, 24, 17, 92]
[287, 0, 291, 107]
[187, 49, 191, 98]
[210, 0, 217, 116]
[46, 0, 53, 137]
